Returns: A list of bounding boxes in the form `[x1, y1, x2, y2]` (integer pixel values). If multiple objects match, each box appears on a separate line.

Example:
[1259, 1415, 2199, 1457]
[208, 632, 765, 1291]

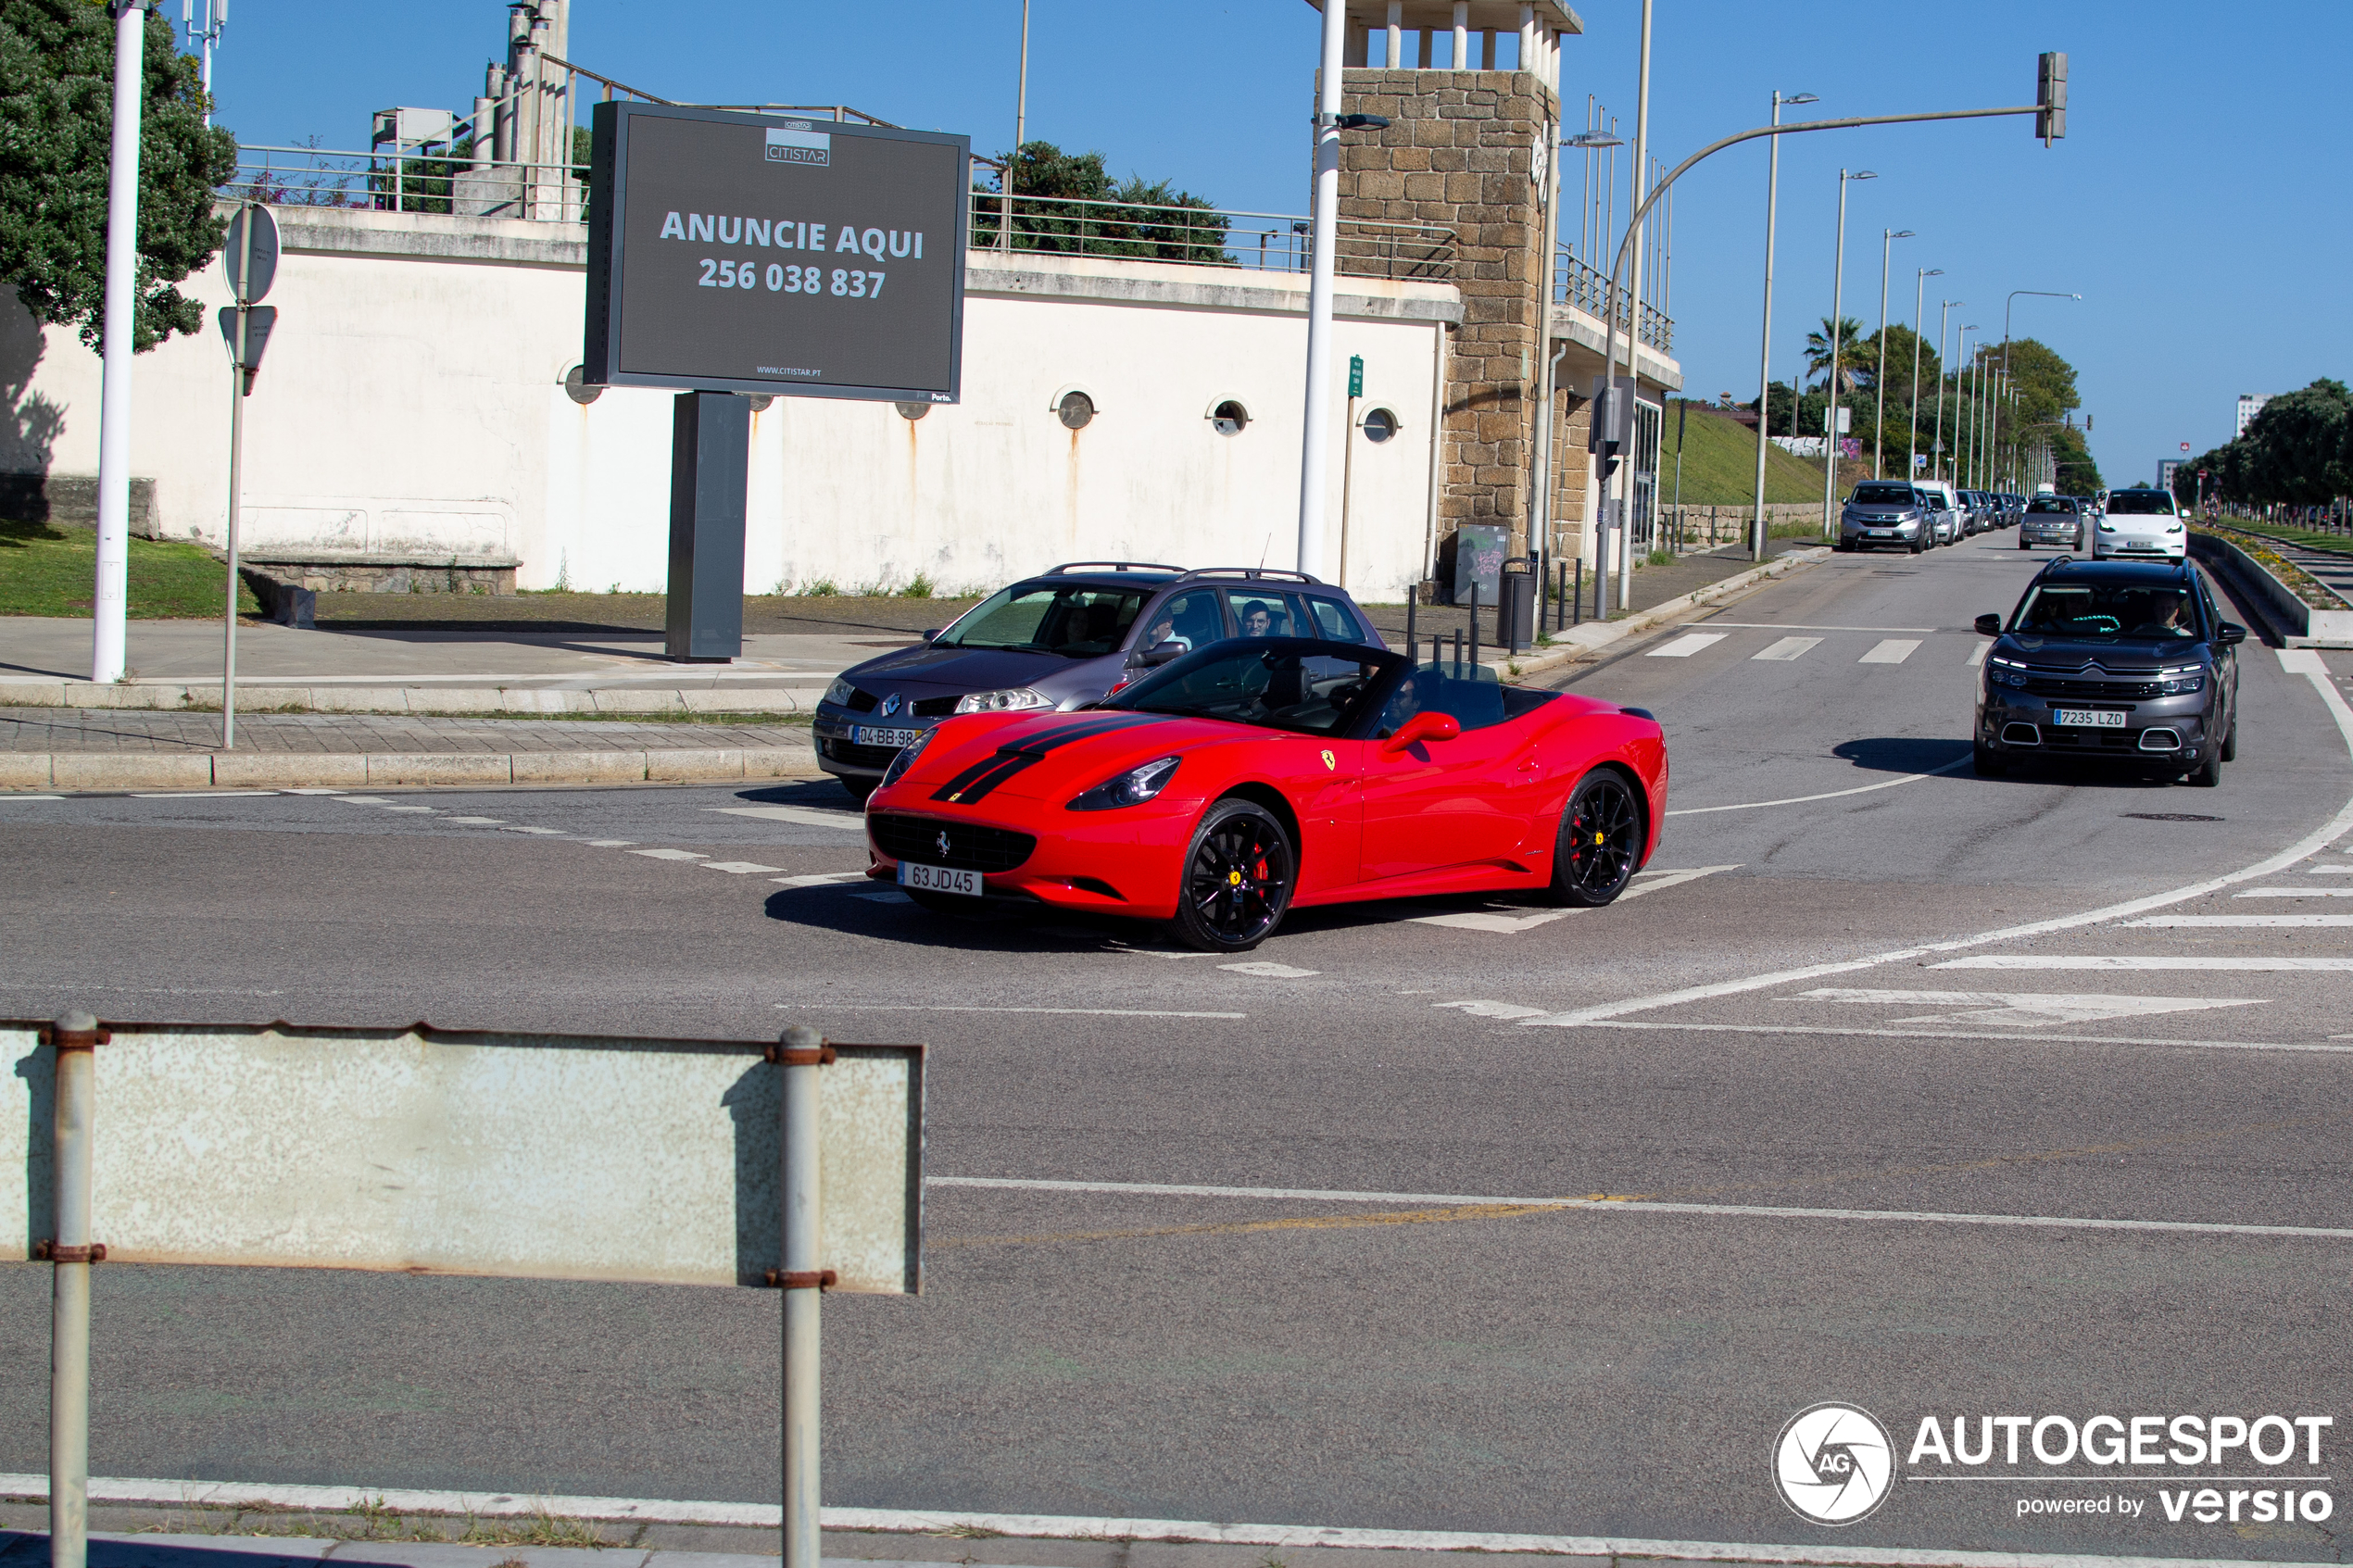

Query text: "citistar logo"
[1776, 1402, 1896, 1525]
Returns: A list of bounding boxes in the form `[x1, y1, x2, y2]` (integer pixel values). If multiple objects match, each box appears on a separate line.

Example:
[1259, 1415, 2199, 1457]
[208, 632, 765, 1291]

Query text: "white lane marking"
[703, 860, 784, 874]
[1698, 621, 1934, 633]
[1221, 960, 1320, 978]
[629, 848, 708, 861]
[771, 872, 869, 888]
[1576, 1018, 2353, 1056]
[709, 804, 864, 830]
[1859, 638, 1921, 664]
[1619, 864, 1740, 899]
[1646, 632, 1727, 659]
[381, 806, 436, 813]
[1435, 999, 1550, 1020]
[279, 787, 345, 795]
[443, 816, 506, 824]
[1751, 636, 1822, 662]
[925, 1176, 2353, 1243]
[332, 796, 392, 805]
[1408, 866, 1737, 933]
[1966, 641, 1991, 668]
[585, 839, 635, 847]
[130, 790, 278, 798]
[2128, 914, 2353, 927]
[57, 1474, 2353, 1568]
[1936, 956, 2353, 972]
[1526, 777, 2353, 1027]
[499, 825, 566, 834]
[0, 795, 64, 801]
[1667, 755, 1972, 816]
[1793, 986, 2263, 1027]
[2279, 648, 2329, 674]
[779, 1004, 1248, 1019]
[2236, 887, 2353, 897]
[2311, 865, 2353, 873]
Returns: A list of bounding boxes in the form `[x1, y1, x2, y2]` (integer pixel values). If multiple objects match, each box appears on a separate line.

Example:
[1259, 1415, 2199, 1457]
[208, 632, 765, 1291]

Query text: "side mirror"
[920, 629, 939, 644]
[1974, 613, 2003, 637]
[1380, 710, 1461, 754]
[2215, 622, 2246, 646]
[1138, 639, 1187, 668]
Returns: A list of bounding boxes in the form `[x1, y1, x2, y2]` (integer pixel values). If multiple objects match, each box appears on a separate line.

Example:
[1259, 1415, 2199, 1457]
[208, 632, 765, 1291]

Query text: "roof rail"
[1041, 560, 1185, 575]
[1169, 567, 1326, 586]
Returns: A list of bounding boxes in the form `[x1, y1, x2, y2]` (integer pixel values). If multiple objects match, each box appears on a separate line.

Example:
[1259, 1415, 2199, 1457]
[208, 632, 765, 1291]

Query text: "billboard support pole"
[778, 1024, 831, 1568]
[48, 1010, 102, 1568]
[665, 392, 750, 662]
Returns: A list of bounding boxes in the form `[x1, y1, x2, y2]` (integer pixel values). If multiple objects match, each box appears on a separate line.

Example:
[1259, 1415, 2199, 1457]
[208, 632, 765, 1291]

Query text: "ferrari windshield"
[933, 583, 1150, 657]
[2013, 582, 2199, 641]
[1109, 640, 1398, 736]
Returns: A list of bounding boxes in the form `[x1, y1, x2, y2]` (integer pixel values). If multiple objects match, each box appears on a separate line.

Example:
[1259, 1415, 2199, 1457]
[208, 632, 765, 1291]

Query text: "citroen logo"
[936, 829, 951, 858]
[880, 693, 903, 717]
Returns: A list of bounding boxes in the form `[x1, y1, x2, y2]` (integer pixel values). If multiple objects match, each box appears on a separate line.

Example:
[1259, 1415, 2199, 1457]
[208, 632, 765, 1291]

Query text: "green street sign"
[1348, 355, 1364, 398]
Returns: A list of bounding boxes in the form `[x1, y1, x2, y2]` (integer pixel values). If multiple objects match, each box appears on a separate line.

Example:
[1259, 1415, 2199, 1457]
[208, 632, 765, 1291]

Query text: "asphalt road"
[2, 530, 2349, 1562]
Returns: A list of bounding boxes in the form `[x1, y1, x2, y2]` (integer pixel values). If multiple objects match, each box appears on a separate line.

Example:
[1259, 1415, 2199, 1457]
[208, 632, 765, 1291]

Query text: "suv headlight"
[2157, 664, 2206, 696]
[878, 730, 934, 789]
[1988, 655, 2030, 689]
[955, 687, 1051, 714]
[2097, 521, 2118, 532]
[824, 677, 856, 707]
[1068, 756, 1181, 811]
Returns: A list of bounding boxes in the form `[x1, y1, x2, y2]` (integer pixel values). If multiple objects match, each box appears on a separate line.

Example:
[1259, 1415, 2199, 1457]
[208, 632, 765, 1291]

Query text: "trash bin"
[1496, 556, 1537, 652]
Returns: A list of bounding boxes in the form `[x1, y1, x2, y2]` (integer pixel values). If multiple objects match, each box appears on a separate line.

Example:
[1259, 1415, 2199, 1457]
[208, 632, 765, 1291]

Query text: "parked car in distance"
[1972, 557, 2242, 786]
[2019, 494, 2086, 551]
[813, 563, 1386, 799]
[2094, 487, 2188, 561]
[1914, 481, 1964, 545]
[1836, 481, 1931, 552]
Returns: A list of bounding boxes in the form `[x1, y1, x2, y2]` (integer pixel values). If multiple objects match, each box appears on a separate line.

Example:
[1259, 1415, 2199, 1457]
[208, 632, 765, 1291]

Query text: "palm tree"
[1803, 316, 1869, 394]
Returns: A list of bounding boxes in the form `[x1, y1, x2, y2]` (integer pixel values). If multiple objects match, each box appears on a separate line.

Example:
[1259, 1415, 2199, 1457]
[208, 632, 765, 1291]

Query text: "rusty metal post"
[47, 1010, 103, 1568]
[777, 1024, 830, 1568]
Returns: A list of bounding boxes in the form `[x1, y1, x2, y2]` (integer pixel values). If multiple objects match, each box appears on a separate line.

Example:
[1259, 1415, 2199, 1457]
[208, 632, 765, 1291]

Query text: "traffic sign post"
[1339, 356, 1364, 587]
[216, 202, 281, 749]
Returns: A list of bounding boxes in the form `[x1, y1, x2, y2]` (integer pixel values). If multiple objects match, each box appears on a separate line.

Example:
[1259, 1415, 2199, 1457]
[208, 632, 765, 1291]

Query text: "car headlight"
[1067, 755, 1181, 811]
[2165, 522, 2184, 533]
[2157, 664, 2207, 696]
[955, 687, 1051, 714]
[2097, 521, 2118, 532]
[1988, 655, 2030, 690]
[824, 677, 856, 707]
[878, 730, 934, 790]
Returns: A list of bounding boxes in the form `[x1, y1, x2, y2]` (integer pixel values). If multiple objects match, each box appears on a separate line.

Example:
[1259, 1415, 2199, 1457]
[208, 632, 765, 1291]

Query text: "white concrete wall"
[5, 209, 1458, 604]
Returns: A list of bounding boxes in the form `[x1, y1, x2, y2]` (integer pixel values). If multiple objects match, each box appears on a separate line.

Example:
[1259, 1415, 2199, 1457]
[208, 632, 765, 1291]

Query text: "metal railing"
[969, 189, 1454, 281]
[221, 143, 588, 217]
[1554, 245, 1675, 353]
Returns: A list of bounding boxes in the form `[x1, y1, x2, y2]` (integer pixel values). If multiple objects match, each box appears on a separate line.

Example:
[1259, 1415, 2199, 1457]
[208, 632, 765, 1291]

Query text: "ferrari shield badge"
[1320, 749, 1336, 771]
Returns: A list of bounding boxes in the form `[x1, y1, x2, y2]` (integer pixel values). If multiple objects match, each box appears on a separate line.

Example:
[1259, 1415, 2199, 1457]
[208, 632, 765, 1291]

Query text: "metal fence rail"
[222, 144, 589, 216]
[1554, 246, 1675, 353]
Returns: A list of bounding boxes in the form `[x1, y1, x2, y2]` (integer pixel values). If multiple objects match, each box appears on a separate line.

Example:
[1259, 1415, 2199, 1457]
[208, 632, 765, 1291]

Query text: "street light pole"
[1874, 227, 1912, 480]
[1748, 90, 1815, 562]
[1993, 288, 2079, 497]
[1819, 168, 1872, 537]
[1933, 298, 1960, 483]
[1616, 0, 1653, 615]
[92, 0, 151, 686]
[1954, 326, 1975, 488]
[1295, 0, 1346, 577]
[1907, 267, 1940, 481]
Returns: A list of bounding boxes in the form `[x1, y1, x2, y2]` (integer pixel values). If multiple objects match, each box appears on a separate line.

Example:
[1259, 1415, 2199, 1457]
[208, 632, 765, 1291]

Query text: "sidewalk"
[0, 709, 819, 791]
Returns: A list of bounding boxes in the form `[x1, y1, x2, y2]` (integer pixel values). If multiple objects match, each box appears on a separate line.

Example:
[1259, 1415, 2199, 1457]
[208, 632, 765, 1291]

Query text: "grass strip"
[0, 520, 264, 619]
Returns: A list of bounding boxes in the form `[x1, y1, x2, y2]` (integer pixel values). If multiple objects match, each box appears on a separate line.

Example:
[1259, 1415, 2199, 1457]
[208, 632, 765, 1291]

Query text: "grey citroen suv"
[812, 562, 1386, 798]
[1972, 558, 2243, 785]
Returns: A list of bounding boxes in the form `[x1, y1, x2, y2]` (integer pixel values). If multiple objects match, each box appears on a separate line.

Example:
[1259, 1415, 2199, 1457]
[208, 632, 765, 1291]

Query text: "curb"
[0, 682, 817, 717]
[1480, 545, 1831, 682]
[0, 746, 824, 793]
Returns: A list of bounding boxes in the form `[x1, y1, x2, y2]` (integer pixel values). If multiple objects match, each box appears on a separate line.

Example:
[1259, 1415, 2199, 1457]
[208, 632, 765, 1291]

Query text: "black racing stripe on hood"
[930, 715, 1167, 805]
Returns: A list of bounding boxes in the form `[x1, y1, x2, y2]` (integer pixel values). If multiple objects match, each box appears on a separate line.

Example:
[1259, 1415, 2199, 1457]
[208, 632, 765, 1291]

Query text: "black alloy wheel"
[1549, 769, 1644, 907]
[2221, 705, 2238, 762]
[1171, 797, 1296, 952]
[2184, 747, 2221, 788]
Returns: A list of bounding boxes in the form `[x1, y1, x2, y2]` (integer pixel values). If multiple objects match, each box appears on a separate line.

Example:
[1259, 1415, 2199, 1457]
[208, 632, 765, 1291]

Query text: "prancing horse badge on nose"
[1320, 749, 1336, 771]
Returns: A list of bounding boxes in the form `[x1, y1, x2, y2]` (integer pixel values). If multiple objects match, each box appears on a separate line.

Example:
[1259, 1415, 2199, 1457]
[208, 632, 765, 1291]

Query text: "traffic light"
[2036, 52, 2068, 144]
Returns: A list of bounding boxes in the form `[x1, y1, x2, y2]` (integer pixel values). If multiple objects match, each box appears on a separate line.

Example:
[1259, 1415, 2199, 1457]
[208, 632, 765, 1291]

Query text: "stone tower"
[1315, 0, 1580, 567]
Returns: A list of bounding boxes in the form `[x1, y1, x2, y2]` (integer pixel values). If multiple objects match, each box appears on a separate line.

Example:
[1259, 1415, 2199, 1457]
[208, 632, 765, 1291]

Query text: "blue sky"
[208, 0, 2351, 485]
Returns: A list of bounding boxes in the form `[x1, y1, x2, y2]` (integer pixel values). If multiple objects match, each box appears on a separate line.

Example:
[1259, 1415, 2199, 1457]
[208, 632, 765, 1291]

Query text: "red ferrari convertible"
[861, 636, 1667, 951]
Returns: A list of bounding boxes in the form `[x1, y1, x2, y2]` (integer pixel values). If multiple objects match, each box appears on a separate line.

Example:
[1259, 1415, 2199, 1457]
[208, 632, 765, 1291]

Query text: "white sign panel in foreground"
[0, 1022, 921, 1293]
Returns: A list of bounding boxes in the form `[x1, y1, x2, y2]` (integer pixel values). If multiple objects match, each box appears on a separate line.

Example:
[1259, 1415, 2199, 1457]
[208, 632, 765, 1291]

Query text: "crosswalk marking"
[1936, 956, 2353, 972]
[1966, 642, 1990, 668]
[1752, 636, 1822, 662]
[2236, 887, 2353, 898]
[703, 860, 784, 874]
[1793, 986, 2264, 1026]
[1859, 638, 1921, 664]
[709, 804, 864, 830]
[2126, 915, 2353, 927]
[772, 872, 869, 888]
[1648, 633, 1727, 659]
[630, 848, 707, 861]
[1407, 866, 1736, 934]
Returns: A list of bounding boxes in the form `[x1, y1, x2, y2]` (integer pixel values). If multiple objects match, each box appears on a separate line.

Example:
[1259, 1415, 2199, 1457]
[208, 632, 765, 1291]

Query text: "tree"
[0, 0, 236, 354]
[1803, 315, 1868, 393]
[2051, 424, 2102, 495]
[2237, 378, 2348, 504]
[971, 140, 1227, 264]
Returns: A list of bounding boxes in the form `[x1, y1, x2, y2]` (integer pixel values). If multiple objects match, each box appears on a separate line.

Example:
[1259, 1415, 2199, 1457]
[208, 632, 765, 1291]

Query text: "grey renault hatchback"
[812, 562, 1387, 797]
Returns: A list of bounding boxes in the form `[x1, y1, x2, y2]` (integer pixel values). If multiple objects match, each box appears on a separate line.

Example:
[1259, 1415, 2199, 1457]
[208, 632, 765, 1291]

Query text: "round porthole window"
[896, 401, 930, 420]
[1362, 407, 1400, 443]
[1211, 399, 1250, 435]
[1057, 391, 1095, 430]
[562, 365, 603, 406]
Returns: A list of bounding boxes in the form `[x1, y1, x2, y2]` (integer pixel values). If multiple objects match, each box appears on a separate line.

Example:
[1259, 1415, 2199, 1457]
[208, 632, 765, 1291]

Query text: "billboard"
[585, 103, 969, 404]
